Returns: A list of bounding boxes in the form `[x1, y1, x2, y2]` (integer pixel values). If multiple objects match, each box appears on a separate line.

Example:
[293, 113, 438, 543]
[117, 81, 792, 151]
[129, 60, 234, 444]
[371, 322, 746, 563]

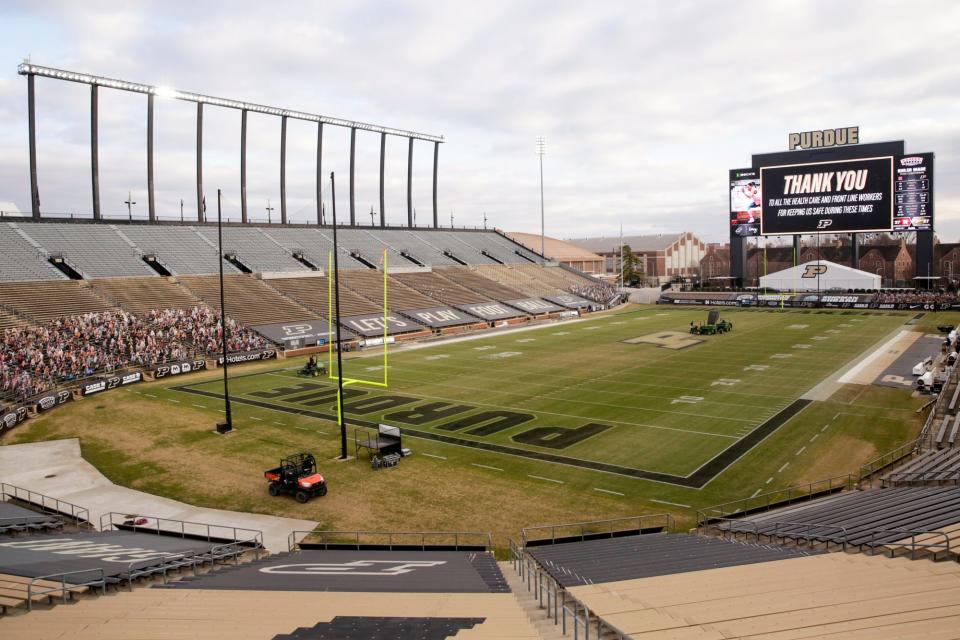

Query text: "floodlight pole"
[217, 188, 233, 432]
[536, 136, 546, 257]
[124, 192, 136, 221]
[330, 171, 348, 459]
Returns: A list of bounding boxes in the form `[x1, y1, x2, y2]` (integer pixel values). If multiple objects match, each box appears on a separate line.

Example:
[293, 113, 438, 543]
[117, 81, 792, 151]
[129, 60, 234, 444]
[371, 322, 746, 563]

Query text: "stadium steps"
[498, 561, 567, 640]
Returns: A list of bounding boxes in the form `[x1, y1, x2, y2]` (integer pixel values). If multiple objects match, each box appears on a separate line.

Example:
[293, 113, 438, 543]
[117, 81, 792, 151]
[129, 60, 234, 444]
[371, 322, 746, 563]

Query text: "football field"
[175, 306, 912, 488]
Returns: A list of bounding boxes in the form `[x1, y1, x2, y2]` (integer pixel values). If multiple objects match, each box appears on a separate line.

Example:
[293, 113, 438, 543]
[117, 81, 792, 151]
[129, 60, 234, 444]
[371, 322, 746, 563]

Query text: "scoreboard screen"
[729, 168, 761, 237]
[894, 153, 934, 231]
[760, 157, 894, 235]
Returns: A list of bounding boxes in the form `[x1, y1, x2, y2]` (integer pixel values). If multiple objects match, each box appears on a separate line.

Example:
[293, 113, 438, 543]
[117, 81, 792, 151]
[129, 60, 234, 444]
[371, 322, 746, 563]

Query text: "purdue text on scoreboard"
[788, 126, 859, 151]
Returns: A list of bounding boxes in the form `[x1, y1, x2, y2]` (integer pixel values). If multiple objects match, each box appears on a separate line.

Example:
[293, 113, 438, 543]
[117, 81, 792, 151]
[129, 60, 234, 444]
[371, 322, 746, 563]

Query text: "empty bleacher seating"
[118, 225, 239, 275]
[564, 551, 960, 638]
[719, 486, 960, 553]
[884, 448, 960, 486]
[268, 275, 377, 318]
[91, 278, 200, 315]
[339, 270, 437, 311]
[21, 223, 156, 278]
[178, 275, 314, 326]
[434, 266, 525, 301]
[193, 227, 309, 273]
[391, 270, 489, 305]
[473, 264, 563, 297]
[259, 227, 370, 270]
[0, 223, 64, 281]
[527, 533, 820, 587]
[0, 281, 116, 323]
[0, 308, 26, 331]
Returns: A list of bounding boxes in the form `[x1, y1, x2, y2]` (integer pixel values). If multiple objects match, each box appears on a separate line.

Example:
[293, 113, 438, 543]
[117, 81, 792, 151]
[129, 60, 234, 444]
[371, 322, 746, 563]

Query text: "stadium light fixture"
[17, 63, 445, 143]
[536, 136, 546, 258]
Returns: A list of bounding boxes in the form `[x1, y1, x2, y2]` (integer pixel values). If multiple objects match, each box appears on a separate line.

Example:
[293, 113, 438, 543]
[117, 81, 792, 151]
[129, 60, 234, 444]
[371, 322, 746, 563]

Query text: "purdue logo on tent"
[802, 264, 828, 278]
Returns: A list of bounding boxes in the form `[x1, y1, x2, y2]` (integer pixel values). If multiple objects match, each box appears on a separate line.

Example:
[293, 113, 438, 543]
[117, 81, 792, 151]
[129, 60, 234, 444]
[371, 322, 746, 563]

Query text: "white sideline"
[0, 438, 317, 553]
[836, 330, 919, 385]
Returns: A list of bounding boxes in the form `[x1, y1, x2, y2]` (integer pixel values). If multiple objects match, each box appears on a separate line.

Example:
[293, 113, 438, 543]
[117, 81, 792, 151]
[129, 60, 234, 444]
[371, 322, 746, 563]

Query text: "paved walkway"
[0, 438, 317, 552]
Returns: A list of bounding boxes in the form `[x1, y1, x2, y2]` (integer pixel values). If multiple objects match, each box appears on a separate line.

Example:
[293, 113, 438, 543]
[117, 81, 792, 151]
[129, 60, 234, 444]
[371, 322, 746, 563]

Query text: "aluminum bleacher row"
[883, 448, 960, 486]
[716, 486, 960, 555]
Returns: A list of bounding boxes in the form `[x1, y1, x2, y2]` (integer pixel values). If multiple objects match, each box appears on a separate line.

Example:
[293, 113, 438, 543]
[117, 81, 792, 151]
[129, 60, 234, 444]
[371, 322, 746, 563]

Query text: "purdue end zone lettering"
[250, 383, 609, 451]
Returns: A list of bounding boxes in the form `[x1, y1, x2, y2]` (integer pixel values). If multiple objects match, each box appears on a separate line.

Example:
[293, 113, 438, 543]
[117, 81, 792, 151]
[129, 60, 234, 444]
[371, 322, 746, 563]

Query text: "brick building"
[566, 233, 707, 284]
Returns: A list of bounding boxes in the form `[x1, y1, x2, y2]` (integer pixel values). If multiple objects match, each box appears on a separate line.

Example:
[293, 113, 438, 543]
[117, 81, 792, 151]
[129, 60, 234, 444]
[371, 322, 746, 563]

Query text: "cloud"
[0, 0, 957, 241]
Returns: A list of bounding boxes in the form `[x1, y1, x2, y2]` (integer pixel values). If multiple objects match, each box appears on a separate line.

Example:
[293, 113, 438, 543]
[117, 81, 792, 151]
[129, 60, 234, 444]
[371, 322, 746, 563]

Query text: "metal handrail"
[26, 568, 105, 611]
[120, 552, 193, 591]
[99, 512, 263, 553]
[864, 528, 952, 559]
[287, 529, 493, 552]
[859, 438, 923, 481]
[1, 483, 91, 528]
[696, 474, 853, 529]
[521, 513, 674, 547]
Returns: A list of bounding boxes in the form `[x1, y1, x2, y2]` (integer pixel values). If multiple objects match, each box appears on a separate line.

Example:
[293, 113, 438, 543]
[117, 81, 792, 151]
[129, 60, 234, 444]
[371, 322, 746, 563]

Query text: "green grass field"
[6, 305, 938, 548]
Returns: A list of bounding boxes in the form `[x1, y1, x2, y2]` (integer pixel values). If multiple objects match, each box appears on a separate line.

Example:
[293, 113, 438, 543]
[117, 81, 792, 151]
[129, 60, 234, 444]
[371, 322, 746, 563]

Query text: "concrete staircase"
[499, 561, 567, 640]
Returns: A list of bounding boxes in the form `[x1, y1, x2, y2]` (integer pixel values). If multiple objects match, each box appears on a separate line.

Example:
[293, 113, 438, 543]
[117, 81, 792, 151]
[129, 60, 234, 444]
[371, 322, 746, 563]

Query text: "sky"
[0, 0, 957, 243]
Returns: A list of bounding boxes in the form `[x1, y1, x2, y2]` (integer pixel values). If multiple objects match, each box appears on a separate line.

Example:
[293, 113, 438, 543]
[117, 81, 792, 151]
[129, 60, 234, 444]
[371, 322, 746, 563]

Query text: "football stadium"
[1, 4, 960, 639]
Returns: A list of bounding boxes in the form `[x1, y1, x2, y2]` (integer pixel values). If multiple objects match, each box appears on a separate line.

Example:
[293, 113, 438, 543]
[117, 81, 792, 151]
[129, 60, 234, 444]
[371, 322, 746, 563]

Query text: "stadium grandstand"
[2, 4, 959, 637]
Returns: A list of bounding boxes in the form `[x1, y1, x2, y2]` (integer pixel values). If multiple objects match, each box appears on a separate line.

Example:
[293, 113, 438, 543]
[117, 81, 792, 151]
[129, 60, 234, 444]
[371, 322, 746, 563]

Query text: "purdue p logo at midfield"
[802, 264, 828, 278]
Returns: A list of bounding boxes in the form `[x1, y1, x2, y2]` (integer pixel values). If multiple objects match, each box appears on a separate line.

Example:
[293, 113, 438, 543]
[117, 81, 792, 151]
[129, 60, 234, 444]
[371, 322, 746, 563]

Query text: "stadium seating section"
[566, 551, 960, 638]
[0, 221, 599, 332]
[177, 274, 315, 326]
[528, 532, 821, 588]
[884, 448, 960, 486]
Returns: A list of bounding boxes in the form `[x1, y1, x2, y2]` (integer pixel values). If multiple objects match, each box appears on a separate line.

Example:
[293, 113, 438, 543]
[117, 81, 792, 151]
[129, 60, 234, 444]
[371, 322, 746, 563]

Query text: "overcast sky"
[0, 0, 957, 242]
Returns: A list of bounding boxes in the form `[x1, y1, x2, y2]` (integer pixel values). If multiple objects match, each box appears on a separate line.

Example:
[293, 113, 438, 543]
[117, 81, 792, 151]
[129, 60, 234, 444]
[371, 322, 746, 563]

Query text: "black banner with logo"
[505, 298, 566, 314]
[0, 405, 28, 432]
[341, 313, 424, 337]
[35, 389, 72, 412]
[453, 302, 526, 321]
[81, 371, 144, 396]
[216, 349, 278, 366]
[400, 306, 480, 328]
[542, 294, 594, 309]
[250, 319, 341, 348]
[153, 359, 207, 379]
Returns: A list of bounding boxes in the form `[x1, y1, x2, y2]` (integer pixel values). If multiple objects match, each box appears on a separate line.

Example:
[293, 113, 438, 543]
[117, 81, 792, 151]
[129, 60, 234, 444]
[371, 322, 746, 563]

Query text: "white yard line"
[650, 499, 691, 508]
[766, 477, 774, 484]
[750, 489, 763, 498]
[167, 399, 180, 404]
[144, 393, 158, 398]
[795, 446, 806, 456]
[191, 404, 206, 409]
[777, 462, 790, 473]
[471, 463, 504, 472]
[810, 433, 819, 442]
[593, 488, 625, 496]
[250, 417, 263, 421]
[528, 474, 564, 484]
[422, 453, 447, 460]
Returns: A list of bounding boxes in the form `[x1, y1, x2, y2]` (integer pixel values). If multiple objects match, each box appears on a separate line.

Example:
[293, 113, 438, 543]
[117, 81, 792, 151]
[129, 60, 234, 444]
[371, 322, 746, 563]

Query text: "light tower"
[536, 136, 546, 257]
